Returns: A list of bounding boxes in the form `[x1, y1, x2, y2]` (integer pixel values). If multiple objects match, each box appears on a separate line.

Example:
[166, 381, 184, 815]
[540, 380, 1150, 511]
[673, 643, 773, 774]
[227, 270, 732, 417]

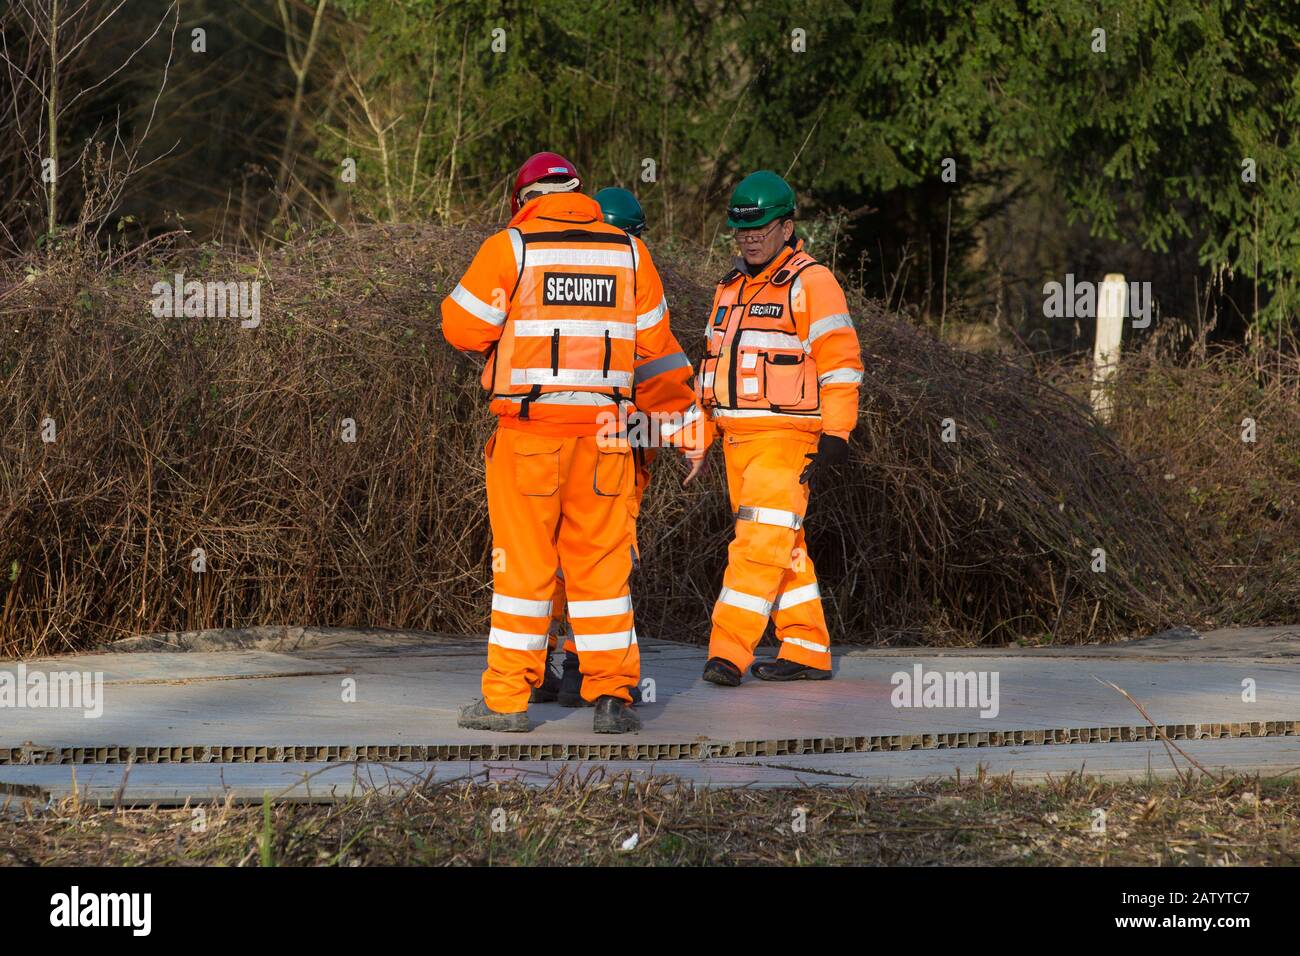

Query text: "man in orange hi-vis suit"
[539, 187, 694, 708]
[695, 171, 864, 687]
[441, 152, 709, 733]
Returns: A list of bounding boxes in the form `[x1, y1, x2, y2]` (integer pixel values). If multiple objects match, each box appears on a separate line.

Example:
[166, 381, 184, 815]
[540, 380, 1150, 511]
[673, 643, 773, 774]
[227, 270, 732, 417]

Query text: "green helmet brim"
[726, 203, 794, 230]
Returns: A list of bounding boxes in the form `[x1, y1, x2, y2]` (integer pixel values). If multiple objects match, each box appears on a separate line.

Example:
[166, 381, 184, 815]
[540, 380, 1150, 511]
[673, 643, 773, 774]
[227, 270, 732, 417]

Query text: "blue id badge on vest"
[713, 306, 727, 327]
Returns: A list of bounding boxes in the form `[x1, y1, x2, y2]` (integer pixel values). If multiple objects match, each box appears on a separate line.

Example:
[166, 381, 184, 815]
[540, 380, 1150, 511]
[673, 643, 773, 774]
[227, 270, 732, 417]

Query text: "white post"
[1091, 273, 1126, 423]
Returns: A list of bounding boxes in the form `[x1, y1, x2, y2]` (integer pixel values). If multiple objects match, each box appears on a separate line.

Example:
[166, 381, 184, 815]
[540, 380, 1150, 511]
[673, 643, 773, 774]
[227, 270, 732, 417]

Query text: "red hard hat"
[511, 151, 582, 214]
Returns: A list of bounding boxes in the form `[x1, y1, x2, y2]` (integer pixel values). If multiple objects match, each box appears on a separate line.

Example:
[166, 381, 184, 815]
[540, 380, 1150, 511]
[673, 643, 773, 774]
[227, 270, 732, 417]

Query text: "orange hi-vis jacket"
[698, 240, 863, 440]
[442, 192, 709, 452]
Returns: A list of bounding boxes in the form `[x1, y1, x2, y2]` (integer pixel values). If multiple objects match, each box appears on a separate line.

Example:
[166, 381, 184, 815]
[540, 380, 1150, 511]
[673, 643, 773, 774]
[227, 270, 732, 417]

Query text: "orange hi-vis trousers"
[549, 447, 654, 656]
[485, 425, 639, 712]
[707, 431, 832, 672]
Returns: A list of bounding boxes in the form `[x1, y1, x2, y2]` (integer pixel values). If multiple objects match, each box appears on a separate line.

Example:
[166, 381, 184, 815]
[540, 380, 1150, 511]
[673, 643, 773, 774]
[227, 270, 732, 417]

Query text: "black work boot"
[529, 652, 562, 703]
[702, 657, 742, 687]
[557, 650, 587, 707]
[593, 695, 641, 734]
[457, 698, 531, 732]
[750, 659, 832, 682]
[561, 654, 644, 707]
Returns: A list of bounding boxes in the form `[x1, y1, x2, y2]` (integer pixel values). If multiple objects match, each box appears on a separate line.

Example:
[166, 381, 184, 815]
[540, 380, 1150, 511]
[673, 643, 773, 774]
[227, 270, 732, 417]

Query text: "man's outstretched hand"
[682, 449, 709, 486]
[799, 433, 849, 484]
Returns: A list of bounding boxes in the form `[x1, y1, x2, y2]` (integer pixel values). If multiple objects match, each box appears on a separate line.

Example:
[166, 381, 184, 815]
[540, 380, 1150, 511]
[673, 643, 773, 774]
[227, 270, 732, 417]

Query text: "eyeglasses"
[734, 220, 783, 244]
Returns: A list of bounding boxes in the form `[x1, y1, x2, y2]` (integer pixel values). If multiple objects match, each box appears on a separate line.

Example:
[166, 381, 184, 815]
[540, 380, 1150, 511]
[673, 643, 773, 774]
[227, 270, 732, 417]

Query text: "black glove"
[799, 434, 849, 484]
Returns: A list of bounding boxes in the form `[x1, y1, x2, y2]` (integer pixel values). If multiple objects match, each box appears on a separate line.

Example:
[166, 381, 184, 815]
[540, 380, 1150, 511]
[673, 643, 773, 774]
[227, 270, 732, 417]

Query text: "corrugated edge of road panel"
[2, 719, 1297, 765]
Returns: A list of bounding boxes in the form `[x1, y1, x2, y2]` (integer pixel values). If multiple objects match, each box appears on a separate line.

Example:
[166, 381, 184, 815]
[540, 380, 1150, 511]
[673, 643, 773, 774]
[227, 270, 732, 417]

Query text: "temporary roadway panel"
[0, 626, 1297, 804]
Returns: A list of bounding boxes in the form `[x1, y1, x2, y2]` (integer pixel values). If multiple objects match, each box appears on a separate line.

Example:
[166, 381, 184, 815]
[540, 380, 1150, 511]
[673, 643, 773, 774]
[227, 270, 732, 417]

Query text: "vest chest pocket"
[737, 347, 764, 402]
[763, 350, 806, 406]
[513, 434, 563, 496]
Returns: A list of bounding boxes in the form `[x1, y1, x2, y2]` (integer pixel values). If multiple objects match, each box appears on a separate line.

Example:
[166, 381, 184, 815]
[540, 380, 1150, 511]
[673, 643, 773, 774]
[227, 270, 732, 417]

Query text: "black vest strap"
[519, 383, 543, 420]
[772, 254, 817, 287]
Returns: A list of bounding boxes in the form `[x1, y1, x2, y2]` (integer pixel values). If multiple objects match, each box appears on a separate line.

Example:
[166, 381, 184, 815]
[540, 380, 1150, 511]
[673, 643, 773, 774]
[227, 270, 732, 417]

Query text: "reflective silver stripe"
[636, 299, 668, 330]
[804, 312, 853, 347]
[739, 329, 804, 352]
[567, 595, 633, 618]
[658, 404, 701, 438]
[488, 627, 549, 651]
[508, 228, 524, 275]
[450, 283, 507, 326]
[773, 582, 820, 611]
[511, 368, 634, 388]
[818, 368, 863, 386]
[701, 370, 715, 388]
[492, 594, 553, 617]
[782, 636, 828, 654]
[524, 249, 634, 268]
[718, 586, 771, 616]
[737, 505, 803, 530]
[573, 628, 637, 652]
[709, 407, 813, 419]
[500, 391, 618, 406]
[634, 350, 689, 385]
[514, 320, 634, 339]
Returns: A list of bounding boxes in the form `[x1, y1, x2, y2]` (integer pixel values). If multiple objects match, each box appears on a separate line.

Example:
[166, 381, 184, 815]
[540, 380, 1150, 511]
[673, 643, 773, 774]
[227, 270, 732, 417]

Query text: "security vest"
[699, 247, 821, 415]
[486, 220, 639, 416]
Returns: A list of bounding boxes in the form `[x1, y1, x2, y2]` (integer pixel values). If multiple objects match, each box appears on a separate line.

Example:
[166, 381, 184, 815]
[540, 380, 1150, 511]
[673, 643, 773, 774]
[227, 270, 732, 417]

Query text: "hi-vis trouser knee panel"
[707, 433, 831, 672]
[485, 426, 639, 711]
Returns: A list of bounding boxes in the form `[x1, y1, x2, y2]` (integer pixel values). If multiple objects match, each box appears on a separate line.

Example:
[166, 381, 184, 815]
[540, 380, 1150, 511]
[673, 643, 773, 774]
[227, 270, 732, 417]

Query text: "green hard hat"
[594, 187, 646, 236]
[726, 170, 796, 229]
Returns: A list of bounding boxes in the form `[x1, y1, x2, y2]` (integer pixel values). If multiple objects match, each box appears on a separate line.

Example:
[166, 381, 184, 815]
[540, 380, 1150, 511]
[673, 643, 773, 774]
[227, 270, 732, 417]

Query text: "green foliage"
[317, 0, 721, 229]
[320, 0, 1298, 336]
[729, 0, 1300, 334]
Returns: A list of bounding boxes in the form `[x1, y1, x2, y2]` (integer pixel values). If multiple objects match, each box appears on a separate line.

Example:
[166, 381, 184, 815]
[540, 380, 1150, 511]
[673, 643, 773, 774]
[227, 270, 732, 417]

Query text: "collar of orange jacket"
[509, 191, 603, 228]
[742, 237, 805, 282]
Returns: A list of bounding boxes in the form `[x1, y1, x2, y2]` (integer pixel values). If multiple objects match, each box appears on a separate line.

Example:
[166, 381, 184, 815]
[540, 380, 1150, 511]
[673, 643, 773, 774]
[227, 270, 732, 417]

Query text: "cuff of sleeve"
[823, 429, 851, 442]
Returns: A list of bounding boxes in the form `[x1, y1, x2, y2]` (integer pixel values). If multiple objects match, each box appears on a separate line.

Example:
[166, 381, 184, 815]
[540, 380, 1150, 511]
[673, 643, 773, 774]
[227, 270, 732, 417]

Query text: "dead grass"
[3, 772, 1298, 866]
[0, 224, 1289, 657]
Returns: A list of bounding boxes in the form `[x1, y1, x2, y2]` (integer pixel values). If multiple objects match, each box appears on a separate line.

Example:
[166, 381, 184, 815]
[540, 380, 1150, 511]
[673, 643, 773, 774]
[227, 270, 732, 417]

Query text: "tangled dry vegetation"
[1099, 350, 1300, 626]
[0, 224, 1290, 657]
[3, 772, 1297, 866]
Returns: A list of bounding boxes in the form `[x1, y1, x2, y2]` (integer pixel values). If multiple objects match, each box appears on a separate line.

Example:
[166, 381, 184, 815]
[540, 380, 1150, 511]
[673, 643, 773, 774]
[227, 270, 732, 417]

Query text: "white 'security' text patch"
[748, 303, 783, 318]
[543, 273, 616, 307]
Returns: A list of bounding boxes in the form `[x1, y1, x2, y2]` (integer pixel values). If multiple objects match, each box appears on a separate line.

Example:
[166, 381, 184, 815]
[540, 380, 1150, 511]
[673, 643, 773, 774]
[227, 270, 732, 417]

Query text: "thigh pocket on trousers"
[735, 518, 798, 569]
[513, 434, 563, 496]
[594, 446, 630, 497]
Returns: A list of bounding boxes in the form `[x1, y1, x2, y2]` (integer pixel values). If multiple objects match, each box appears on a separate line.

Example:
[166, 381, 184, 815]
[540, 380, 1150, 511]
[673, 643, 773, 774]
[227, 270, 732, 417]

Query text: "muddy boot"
[457, 698, 531, 732]
[593, 695, 641, 734]
[557, 650, 588, 707]
[750, 659, 832, 682]
[702, 656, 742, 687]
[530, 653, 562, 703]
